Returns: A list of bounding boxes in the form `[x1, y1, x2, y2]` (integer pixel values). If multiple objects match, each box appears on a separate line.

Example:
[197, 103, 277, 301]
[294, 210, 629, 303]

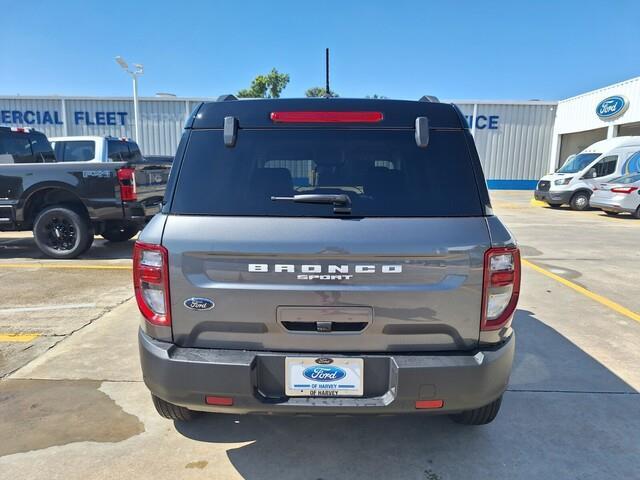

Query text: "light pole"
[115, 56, 143, 143]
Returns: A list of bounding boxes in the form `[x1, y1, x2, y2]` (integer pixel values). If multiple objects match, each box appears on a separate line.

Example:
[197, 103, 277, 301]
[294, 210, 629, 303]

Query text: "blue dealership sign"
[0, 109, 128, 126]
[596, 95, 629, 120]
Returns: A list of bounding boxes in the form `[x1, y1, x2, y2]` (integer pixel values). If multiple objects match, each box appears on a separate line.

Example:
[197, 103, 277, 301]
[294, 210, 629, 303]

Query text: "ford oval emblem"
[302, 365, 346, 382]
[315, 357, 334, 365]
[183, 297, 215, 311]
[596, 95, 629, 120]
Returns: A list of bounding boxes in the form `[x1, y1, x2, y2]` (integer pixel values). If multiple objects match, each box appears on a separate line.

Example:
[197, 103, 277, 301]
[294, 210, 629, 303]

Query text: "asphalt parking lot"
[0, 190, 639, 480]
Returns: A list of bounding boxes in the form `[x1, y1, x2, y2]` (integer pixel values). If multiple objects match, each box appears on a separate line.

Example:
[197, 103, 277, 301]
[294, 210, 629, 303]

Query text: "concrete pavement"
[0, 191, 639, 479]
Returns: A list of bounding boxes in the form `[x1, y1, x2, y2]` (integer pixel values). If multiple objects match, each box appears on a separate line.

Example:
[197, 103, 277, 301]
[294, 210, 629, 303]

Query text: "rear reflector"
[490, 271, 515, 287]
[205, 396, 234, 406]
[270, 111, 383, 123]
[415, 400, 444, 409]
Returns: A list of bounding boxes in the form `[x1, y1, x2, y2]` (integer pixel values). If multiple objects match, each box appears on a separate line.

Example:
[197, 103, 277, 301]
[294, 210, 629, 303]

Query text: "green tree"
[237, 68, 290, 98]
[305, 87, 339, 98]
[365, 94, 387, 99]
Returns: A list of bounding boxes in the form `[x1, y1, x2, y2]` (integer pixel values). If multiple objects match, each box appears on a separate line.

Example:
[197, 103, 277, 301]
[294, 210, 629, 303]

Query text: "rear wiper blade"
[271, 194, 352, 214]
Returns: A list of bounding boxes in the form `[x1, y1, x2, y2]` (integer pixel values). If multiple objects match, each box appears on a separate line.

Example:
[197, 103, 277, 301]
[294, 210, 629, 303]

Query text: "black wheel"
[101, 223, 139, 242]
[33, 205, 93, 259]
[152, 395, 199, 421]
[633, 206, 640, 219]
[570, 192, 590, 211]
[604, 211, 619, 216]
[548, 203, 562, 209]
[449, 395, 503, 425]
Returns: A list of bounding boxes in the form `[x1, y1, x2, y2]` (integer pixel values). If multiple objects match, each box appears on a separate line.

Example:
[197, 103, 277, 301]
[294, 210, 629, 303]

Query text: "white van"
[534, 136, 640, 210]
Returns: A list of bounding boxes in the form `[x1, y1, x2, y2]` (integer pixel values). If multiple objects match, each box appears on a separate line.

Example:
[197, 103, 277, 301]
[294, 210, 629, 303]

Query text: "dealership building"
[1, 75, 639, 189]
[549, 76, 640, 172]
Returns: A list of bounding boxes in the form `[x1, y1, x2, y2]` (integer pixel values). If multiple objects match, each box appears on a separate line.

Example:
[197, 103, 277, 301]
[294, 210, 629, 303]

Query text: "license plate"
[285, 357, 364, 397]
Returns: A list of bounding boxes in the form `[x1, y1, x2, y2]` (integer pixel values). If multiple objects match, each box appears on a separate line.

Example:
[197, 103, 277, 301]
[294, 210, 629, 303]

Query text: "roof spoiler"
[217, 94, 238, 102]
[419, 95, 440, 103]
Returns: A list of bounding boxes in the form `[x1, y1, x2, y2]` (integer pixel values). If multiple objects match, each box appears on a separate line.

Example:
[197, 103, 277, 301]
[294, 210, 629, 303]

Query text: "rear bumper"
[534, 189, 572, 205]
[122, 202, 162, 224]
[139, 329, 515, 415]
[589, 198, 636, 213]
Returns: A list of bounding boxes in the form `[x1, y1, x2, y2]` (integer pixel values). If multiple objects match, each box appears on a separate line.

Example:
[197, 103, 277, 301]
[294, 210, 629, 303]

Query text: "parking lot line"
[522, 258, 640, 323]
[0, 303, 97, 314]
[0, 333, 40, 342]
[530, 199, 546, 207]
[0, 263, 131, 270]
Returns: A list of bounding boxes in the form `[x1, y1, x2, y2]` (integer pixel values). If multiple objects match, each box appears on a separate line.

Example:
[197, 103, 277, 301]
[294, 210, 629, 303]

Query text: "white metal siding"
[1, 96, 557, 184]
[139, 101, 186, 155]
[0, 98, 66, 137]
[64, 99, 132, 138]
[454, 102, 557, 181]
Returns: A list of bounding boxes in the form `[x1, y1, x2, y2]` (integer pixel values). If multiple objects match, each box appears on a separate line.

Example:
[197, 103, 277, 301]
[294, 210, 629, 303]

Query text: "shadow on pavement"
[595, 212, 639, 221]
[0, 235, 135, 261]
[174, 309, 639, 479]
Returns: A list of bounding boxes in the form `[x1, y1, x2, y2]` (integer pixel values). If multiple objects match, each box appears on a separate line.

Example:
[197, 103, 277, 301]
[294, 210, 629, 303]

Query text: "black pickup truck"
[0, 127, 170, 258]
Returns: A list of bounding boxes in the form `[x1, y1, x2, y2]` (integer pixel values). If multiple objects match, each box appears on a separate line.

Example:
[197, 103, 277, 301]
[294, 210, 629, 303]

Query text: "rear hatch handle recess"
[271, 194, 352, 214]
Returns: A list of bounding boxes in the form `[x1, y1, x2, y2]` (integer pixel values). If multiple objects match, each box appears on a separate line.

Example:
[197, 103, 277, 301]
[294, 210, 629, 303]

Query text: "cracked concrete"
[0, 235, 135, 377]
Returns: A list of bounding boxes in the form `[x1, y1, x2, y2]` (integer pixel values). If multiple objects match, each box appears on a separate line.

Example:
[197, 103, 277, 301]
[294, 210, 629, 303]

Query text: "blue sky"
[2, 0, 638, 101]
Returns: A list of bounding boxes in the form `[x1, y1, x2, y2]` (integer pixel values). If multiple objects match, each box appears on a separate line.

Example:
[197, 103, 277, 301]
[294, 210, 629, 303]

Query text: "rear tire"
[33, 205, 93, 259]
[151, 395, 199, 421]
[449, 395, 503, 425]
[101, 223, 139, 242]
[570, 191, 590, 211]
[633, 206, 640, 219]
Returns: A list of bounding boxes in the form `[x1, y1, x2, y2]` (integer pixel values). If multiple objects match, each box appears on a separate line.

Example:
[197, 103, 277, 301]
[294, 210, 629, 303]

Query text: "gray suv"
[135, 96, 520, 425]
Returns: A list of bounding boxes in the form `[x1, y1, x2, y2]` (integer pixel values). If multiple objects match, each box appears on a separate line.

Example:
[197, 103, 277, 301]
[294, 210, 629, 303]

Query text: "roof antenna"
[324, 48, 331, 98]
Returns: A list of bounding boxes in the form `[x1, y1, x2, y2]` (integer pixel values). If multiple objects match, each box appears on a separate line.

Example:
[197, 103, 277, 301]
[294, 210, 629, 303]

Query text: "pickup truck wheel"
[570, 192, 590, 211]
[33, 205, 93, 259]
[449, 395, 502, 425]
[152, 395, 199, 421]
[101, 223, 139, 242]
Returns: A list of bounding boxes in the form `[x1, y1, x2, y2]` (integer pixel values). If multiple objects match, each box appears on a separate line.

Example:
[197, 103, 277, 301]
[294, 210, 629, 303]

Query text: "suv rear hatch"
[163, 101, 491, 352]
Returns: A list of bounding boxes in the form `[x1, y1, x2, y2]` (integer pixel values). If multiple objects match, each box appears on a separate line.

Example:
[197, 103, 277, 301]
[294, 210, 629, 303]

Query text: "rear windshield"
[54, 140, 95, 162]
[171, 129, 483, 217]
[0, 132, 54, 164]
[107, 140, 143, 162]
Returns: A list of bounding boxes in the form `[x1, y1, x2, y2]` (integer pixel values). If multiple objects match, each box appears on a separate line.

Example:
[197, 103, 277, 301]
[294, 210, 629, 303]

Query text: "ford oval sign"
[596, 95, 629, 120]
[183, 297, 215, 311]
[302, 365, 347, 382]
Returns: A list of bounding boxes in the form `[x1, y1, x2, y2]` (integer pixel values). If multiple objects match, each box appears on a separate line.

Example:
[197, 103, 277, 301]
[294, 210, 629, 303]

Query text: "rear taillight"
[133, 241, 171, 326]
[117, 167, 137, 201]
[270, 111, 384, 123]
[481, 247, 521, 331]
[610, 187, 639, 194]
